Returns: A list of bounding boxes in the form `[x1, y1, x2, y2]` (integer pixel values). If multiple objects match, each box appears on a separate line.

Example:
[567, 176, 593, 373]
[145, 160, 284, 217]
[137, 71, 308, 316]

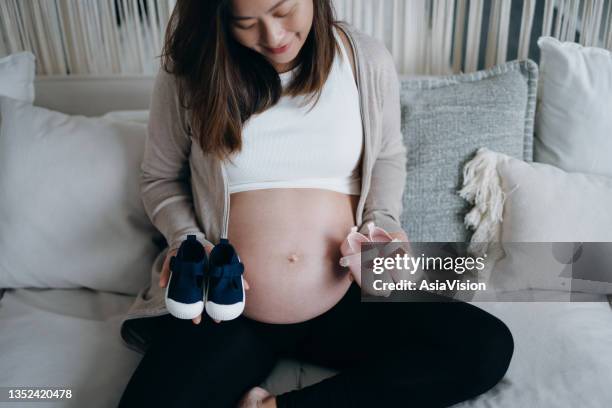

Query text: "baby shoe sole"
[205, 276, 245, 321]
[165, 272, 204, 320]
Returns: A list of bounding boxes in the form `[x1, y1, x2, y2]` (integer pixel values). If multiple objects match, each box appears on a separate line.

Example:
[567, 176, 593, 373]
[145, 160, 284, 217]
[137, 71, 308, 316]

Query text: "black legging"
[119, 282, 514, 408]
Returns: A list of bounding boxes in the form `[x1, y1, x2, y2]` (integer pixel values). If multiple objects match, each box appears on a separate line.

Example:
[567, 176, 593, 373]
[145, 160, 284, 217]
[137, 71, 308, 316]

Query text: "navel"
[287, 252, 300, 263]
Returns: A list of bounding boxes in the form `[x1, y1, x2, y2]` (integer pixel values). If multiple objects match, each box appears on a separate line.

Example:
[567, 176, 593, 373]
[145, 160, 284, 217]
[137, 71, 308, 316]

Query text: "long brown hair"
[161, 0, 340, 161]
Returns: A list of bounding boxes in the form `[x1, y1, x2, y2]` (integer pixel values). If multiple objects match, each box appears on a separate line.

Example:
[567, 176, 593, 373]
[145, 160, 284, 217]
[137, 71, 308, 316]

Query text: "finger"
[192, 315, 202, 325]
[244, 279, 250, 291]
[214, 319, 221, 324]
[160, 249, 177, 288]
[159, 269, 169, 288]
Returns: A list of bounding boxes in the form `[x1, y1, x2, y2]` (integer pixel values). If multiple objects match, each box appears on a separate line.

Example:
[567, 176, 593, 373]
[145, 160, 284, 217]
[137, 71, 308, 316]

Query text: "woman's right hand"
[159, 242, 215, 325]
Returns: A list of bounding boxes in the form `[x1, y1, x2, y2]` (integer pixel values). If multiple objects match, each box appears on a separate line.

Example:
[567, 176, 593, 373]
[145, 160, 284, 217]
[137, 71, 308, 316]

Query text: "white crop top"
[224, 26, 363, 196]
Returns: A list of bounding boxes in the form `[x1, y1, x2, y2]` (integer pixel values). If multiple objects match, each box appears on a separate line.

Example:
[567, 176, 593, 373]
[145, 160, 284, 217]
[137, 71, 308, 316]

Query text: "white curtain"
[0, 0, 176, 75]
[333, 0, 612, 74]
[1, 0, 611, 76]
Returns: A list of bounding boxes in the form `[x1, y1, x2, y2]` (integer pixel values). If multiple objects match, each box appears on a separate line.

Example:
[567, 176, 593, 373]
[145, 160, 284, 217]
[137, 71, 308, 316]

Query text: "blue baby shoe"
[165, 235, 207, 319]
[205, 238, 245, 321]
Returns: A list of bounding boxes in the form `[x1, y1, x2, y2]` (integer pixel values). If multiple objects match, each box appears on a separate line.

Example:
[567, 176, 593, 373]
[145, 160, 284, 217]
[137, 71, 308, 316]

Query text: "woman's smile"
[263, 40, 292, 55]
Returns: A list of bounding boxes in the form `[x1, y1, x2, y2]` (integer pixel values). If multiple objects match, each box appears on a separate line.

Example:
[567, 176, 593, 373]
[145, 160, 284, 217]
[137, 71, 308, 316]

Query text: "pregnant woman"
[119, 0, 514, 407]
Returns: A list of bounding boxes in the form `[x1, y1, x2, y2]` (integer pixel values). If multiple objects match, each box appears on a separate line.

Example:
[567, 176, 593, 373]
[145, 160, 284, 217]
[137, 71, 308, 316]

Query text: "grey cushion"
[399, 60, 538, 243]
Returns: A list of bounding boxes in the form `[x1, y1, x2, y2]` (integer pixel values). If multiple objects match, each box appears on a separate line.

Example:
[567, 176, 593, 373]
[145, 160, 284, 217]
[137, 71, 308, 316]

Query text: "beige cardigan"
[120, 22, 407, 354]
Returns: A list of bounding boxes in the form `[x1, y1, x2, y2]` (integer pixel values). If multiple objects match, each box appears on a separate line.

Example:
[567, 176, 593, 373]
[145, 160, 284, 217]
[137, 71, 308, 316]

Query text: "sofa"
[1, 38, 612, 408]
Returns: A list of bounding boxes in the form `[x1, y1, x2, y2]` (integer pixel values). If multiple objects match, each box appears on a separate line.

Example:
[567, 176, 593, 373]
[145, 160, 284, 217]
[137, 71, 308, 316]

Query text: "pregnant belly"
[227, 188, 359, 323]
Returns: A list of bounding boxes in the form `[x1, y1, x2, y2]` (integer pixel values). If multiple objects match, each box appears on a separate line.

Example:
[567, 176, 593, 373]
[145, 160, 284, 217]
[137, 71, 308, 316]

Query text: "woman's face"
[229, 0, 314, 72]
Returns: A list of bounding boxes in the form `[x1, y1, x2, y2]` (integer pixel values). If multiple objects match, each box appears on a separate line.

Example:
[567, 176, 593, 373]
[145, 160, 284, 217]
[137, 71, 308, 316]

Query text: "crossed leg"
[275, 283, 514, 408]
[118, 314, 281, 408]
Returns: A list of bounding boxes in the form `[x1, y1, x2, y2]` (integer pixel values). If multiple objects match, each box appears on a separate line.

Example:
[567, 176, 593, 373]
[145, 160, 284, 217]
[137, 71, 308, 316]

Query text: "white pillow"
[460, 148, 612, 296]
[0, 52, 36, 103]
[0, 96, 159, 295]
[535, 37, 612, 177]
[102, 110, 150, 124]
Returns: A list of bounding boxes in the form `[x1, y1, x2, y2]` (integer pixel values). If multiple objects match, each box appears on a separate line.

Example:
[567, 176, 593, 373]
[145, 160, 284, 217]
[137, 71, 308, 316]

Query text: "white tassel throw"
[458, 147, 516, 258]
